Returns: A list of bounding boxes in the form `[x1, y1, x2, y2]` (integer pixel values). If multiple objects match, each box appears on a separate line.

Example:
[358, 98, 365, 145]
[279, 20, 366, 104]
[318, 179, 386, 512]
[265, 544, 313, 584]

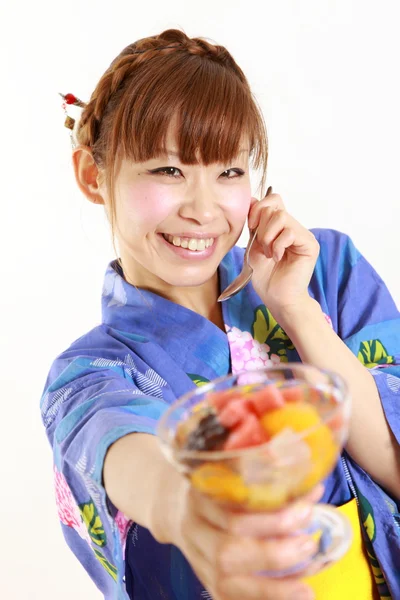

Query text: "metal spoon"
[218, 186, 273, 302]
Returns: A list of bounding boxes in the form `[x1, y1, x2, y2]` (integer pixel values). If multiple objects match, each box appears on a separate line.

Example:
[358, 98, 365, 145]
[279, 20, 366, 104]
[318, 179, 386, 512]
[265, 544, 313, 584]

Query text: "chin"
[156, 266, 218, 289]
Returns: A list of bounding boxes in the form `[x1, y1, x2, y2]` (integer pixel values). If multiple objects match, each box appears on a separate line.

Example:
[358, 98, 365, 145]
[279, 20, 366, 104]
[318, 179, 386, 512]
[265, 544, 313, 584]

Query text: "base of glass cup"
[257, 504, 353, 578]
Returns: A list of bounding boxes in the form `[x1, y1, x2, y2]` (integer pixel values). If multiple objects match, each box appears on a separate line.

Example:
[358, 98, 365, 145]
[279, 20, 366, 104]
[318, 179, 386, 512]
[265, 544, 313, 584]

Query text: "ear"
[72, 146, 105, 205]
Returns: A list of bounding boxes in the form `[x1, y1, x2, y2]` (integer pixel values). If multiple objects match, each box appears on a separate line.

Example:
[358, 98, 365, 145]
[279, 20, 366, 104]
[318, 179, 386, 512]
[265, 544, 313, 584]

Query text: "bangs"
[109, 52, 267, 171]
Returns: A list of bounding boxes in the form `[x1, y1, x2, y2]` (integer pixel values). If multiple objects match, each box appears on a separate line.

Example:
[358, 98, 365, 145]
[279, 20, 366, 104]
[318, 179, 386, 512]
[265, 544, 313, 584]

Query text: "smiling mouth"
[162, 234, 215, 251]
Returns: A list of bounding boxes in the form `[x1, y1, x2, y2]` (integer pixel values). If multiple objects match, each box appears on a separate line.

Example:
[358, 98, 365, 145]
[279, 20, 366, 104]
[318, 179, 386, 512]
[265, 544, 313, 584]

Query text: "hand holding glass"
[157, 364, 352, 576]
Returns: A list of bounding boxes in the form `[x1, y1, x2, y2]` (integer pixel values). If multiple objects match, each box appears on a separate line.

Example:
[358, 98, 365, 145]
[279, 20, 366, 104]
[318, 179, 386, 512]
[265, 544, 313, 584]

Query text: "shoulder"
[43, 325, 133, 388]
[307, 229, 366, 317]
[56, 324, 125, 360]
[311, 228, 357, 251]
[311, 228, 362, 271]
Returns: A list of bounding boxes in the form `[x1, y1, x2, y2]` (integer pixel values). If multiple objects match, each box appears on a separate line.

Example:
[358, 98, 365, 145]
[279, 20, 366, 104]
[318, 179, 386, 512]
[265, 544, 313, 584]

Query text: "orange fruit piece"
[247, 482, 289, 511]
[293, 425, 338, 494]
[261, 402, 338, 495]
[261, 402, 321, 437]
[190, 463, 249, 504]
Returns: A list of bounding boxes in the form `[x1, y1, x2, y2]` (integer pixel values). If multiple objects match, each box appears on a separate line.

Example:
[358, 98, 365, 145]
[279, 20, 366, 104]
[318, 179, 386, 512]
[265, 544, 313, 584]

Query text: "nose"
[178, 185, 222, 225]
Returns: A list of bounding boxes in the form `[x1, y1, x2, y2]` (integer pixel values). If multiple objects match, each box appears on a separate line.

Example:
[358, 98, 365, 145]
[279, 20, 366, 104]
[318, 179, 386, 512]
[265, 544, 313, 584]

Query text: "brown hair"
[75, 29, 268, 233]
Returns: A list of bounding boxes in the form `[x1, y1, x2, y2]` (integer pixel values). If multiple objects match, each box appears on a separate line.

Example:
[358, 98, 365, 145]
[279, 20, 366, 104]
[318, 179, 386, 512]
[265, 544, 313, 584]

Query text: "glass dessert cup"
[157, 364, 352, 577]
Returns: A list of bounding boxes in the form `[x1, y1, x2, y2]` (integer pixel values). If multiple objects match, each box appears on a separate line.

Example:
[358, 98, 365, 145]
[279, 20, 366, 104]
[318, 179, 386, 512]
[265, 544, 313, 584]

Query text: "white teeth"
[163, 234, 215, 251]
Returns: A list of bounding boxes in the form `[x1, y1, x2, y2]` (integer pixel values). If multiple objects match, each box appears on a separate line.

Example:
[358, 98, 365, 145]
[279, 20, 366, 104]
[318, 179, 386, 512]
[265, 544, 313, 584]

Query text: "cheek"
[222, 187, 252, 225]
[118, 181, 177, 234]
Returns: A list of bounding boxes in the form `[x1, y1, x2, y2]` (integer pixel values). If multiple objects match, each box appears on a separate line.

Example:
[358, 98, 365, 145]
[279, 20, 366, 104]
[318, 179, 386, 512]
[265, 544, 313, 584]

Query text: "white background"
[1, 1, 399, 598]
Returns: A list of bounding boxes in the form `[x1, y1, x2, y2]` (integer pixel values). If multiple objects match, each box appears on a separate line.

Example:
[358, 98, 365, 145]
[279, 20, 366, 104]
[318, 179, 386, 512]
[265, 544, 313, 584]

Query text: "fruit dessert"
[175, 384, 341, 511]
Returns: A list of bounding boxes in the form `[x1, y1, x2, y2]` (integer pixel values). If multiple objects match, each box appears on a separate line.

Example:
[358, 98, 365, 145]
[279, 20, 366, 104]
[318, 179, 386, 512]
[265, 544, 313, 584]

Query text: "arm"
[103, 432, 185, 544]
[41, 351, 170, 591]
[43, 352, 320, 600]
[247, 191, 400, 500]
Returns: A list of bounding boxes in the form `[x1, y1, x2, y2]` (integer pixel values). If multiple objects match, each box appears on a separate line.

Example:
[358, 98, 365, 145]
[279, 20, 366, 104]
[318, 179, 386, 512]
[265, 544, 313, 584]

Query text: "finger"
[256, 205, 280, 241]
[249, 186, 273, 210]
[195, 482, 324, 538]
[194, 488, 313, 539]
[271, 227, 296, 262]
[185, 493, 249, 574]
[216, 574, 314, 600]
[192, 481, 324, 536]
[303, 483, 325, 503]
[257, 209, 287, 257]
[219, 534, 318, 576]
[191, 477, 324, 540]
[248, 197, 282, 230]
[249, 196, 259, 210]
[187, 495, 315, 577]
[248, 192, 283, 229]
[229, 484, 324, 538]
[190, 488, 235, 532]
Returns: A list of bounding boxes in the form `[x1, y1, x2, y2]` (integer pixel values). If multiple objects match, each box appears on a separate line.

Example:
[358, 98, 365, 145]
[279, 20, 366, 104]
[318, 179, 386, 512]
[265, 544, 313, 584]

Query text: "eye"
[220, 168, 245, 179]
[149, 167, 183, 178]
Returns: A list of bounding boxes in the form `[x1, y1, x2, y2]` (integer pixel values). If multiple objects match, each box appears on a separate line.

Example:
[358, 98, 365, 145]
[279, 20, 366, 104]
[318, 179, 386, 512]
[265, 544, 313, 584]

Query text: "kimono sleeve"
[40, 352, 169, 595]
[325, 230, 400, 451]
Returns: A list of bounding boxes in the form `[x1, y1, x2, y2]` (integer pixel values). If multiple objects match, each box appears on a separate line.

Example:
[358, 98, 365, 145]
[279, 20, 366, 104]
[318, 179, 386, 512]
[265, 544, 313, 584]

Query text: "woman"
[42, 29, 400, 599]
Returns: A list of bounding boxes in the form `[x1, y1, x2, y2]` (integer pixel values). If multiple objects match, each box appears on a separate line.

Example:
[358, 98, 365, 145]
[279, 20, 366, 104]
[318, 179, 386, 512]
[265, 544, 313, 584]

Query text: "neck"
[167, 274, 225, 330]
[119, 261, 225, 331]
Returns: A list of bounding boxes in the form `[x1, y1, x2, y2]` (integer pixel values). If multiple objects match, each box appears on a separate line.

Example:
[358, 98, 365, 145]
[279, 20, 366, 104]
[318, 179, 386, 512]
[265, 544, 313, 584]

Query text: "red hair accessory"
[59, 93, 86, 108]
[59, 93, 87, 147]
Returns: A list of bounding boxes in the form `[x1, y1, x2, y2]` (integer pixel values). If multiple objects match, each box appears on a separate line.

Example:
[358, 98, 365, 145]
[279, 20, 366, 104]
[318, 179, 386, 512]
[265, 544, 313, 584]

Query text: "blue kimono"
[41, 228, 400, 599]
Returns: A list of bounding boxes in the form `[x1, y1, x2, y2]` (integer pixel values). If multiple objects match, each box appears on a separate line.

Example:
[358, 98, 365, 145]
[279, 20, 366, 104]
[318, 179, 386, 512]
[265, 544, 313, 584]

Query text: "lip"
[160, 232, 221, 239]
[158, 233, 218, 260]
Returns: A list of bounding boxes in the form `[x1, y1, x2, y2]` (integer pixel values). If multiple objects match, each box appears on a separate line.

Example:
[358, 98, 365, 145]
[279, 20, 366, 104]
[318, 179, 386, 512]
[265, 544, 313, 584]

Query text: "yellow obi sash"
[304, 499, 379, 599]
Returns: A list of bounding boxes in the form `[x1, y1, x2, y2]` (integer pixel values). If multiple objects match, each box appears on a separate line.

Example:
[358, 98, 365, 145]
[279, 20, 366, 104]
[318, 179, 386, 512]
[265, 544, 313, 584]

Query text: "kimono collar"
[100, 248, 247, 377]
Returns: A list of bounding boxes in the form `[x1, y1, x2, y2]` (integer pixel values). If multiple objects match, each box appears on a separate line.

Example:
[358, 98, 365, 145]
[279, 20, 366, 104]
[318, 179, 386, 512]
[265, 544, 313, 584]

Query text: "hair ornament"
[59, 93, 87, 147]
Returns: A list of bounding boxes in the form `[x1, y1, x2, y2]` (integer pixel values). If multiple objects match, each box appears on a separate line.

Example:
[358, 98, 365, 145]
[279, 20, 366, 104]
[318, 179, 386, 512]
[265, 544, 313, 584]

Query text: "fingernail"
[282, 503, 312, 528]
[297, 537, 318, 557]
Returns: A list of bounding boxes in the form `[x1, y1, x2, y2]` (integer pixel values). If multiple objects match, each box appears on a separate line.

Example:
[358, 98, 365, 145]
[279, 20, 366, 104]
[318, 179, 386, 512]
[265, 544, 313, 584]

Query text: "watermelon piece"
[223, 413, 270, 451]
[219, 398, 252, 428]
[207, 389, 243, 412]
[247, 386, 285, 417]
[281, 386, 306, 404]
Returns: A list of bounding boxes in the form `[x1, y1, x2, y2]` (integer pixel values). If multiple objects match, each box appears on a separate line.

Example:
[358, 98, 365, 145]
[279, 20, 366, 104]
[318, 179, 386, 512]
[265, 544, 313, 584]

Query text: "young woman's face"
[110, 128, 252, 290]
